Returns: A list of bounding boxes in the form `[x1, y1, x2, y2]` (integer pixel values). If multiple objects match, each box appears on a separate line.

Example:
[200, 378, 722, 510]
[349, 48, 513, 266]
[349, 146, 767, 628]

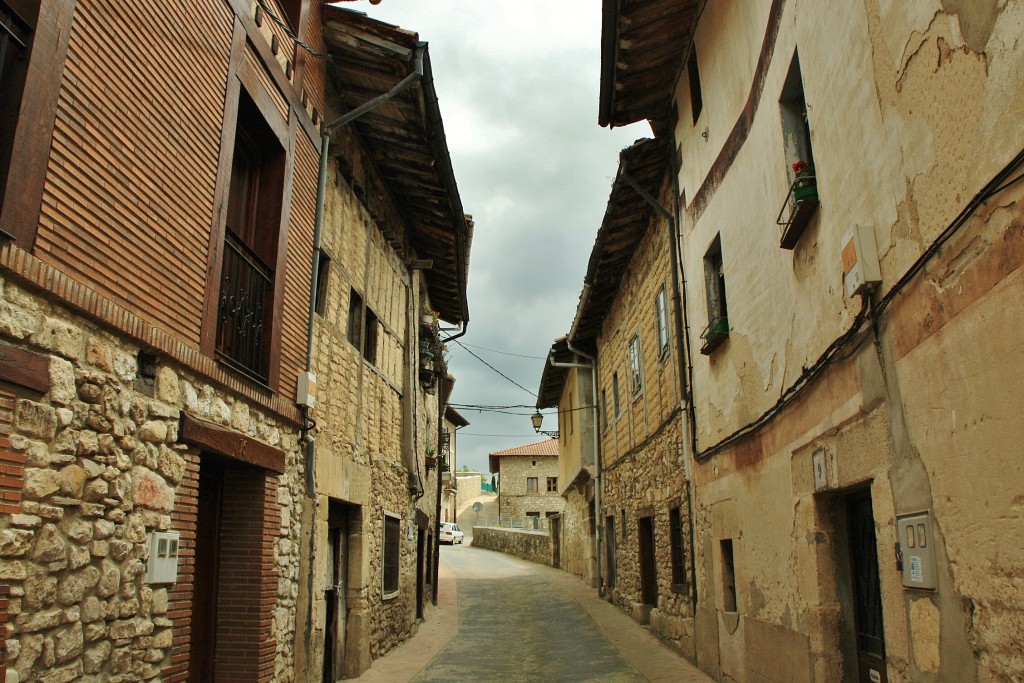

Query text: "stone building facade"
[0, 2, 471, 682]
[536, 338, 598, 586]
[0, 2, 328, 680]
[548, 138, 696, 654]
[489, 440, 564, 525]
[292, 10, 471, 682]
[600, 1, 1024, 681]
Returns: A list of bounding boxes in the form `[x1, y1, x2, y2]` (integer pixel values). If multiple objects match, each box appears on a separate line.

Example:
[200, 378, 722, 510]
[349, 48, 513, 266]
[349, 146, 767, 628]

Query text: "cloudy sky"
[350, 1, 651, 473]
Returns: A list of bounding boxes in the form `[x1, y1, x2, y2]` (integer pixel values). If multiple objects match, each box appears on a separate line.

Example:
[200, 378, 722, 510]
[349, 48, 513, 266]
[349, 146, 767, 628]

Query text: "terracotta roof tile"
[489, 438, 558, 457]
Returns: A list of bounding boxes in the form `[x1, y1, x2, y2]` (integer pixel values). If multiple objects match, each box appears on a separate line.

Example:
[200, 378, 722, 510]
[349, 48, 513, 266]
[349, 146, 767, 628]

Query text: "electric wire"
[448, 340, 537, 397]
[456, 342, 547, 360]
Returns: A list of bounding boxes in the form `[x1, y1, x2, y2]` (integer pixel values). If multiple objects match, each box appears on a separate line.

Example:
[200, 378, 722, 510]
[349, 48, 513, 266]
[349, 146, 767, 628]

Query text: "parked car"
[439, 522, 464, 545]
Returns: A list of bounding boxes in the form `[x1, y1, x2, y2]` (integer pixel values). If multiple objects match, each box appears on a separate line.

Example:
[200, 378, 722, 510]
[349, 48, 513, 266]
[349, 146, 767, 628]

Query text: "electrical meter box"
[841, 225, 882, 297]
[897, 512, 937, 590]
[146, 531, 180, 584]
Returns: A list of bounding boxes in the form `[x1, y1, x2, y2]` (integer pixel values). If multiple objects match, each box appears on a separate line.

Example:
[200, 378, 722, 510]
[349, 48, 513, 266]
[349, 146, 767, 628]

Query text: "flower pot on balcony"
[793, 182, 818, 202]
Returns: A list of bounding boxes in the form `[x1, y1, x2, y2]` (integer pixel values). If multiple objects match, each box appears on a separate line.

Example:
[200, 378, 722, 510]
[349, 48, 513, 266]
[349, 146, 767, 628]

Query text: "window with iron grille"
[215, 90, 285, 383]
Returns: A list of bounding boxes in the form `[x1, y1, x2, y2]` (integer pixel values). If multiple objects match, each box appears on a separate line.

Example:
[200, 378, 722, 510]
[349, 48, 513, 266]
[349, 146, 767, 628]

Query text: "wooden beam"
[179, 413, 286, 473]
[0, 342, 50, 394]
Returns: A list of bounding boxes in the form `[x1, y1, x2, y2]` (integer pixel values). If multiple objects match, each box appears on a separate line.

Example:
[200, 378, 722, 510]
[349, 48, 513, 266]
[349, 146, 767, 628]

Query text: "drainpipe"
[301, 43, 426, 682]
[621, 168, 699, 606]
[561, 331, 604, 598]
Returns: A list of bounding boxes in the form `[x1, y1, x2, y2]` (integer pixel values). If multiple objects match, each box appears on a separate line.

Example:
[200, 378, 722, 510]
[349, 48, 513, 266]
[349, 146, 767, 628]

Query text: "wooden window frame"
[314, 249, 330, 316]
[201, 22, 293, 391]
[655, 287, 670, 357]
[669, 503, 687, 590]
[546, 476, 557, 493]
[0, 0, 75, 249]
[628, 335, 643, 395]
[612, 372, 621, 418]
[526, 477, 539, 494]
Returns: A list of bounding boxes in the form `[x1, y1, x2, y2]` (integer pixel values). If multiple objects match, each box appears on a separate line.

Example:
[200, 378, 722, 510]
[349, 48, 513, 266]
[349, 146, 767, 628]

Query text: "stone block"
[130, 467, 173, 512]
[53, 622, 83, 663]
[49, 357, 76, 406]
[137, 421, 167, 444]
[56, 566, 100, 606]
[60, 517, 93, 544]
[37, 660, 82, 683]
[0, 529, 35, 557]
[11, 514, 42, 528]
[34, 317, 84, 361]
[83, 640, 112, 674]
[15, 608, 61, 633]
[153, 367, 180, 405]
[23, 468, 62, 500]
[30, 524, 67, 564]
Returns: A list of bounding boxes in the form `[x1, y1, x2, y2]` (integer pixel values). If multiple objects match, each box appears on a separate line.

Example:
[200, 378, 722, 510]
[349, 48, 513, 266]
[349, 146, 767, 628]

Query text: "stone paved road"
[413, 546, 647, 682]
[351, 543, 712, 683]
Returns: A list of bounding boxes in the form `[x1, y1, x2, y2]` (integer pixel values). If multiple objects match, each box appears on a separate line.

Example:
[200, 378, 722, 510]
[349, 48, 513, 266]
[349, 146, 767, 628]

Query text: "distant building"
[489, 439, 564, 527]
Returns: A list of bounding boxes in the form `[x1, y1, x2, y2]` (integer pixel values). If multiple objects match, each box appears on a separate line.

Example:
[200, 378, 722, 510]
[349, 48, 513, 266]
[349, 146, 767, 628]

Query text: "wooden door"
[189, 460, 223, 683]
[324, 505, 349, 683]
[848, 493, 887, 683]
[638, 516, 658, 606]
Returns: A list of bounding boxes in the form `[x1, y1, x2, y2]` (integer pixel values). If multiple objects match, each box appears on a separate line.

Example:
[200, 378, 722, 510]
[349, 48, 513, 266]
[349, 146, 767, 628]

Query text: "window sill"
[670, 583, 689, 594]
[700, 317, 729, 356]
[382, 589, 399, 601]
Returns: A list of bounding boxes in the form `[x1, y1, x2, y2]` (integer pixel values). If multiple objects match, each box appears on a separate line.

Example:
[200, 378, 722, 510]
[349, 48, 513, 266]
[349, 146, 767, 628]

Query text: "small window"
[669, 506, 686, 586]
[347, 289, 378, 365]
[655, 288, 669, 356]
[780, 51, 816, 184]
[601, 389, 609, 431]
[363, 306, 378, 365]
[382, 513, 401, 598]
[568, 395, 574, 435]
[347, 289, 363, 349]
[527, 477, 539, 493]
[628, 336, 643, 395]
[687, 47, 703, 124]
[612, 373, 621, 417]
[721, 539, 736, 612]
[701, 235, 729, 355]
[546, 477, 558, 492]
[314, 251, 331, 316]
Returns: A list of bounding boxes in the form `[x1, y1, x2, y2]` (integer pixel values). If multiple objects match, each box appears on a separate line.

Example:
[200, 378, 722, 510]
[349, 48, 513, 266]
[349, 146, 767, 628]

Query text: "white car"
[439, 522, 464, 545]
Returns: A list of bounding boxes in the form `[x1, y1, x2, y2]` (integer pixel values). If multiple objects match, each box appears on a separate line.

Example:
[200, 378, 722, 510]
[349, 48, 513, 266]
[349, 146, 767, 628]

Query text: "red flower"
[792, 160, 808, 174]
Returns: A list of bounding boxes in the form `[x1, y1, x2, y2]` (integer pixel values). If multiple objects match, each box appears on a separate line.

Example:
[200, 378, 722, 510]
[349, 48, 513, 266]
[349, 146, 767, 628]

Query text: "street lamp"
[531, 410, 559, 439]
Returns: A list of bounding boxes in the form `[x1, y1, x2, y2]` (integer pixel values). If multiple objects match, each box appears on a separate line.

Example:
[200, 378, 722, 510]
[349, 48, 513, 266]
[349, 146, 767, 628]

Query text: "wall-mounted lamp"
[531, 410, 559, 439]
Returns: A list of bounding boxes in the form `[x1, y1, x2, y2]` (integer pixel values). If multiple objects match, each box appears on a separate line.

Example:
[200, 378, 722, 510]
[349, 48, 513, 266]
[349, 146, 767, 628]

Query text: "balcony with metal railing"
[216, 228, 273, 383]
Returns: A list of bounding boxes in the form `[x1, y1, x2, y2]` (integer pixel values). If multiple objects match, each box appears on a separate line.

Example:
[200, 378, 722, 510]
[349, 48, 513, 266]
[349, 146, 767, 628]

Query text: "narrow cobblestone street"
[352, 544, 712, 683]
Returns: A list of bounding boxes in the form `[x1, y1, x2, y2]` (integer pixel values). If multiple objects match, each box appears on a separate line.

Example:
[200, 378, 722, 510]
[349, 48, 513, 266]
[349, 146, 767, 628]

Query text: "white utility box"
[146, 531, 180, 584]
[841, 225, 882, 297]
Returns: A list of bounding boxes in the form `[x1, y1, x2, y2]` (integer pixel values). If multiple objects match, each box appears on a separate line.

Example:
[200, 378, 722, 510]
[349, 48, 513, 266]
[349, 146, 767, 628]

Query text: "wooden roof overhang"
[536, 337, 572, 409]
[322, 8, 471, 325]
[599, 0, 701, 136]
[569, 137, 669, 355]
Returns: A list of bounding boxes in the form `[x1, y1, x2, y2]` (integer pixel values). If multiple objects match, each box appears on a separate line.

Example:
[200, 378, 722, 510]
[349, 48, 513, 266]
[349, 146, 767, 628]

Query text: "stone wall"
[559, 488, 595, 586]
[471, 527, 552, 568]
[0, 278, 305, 682]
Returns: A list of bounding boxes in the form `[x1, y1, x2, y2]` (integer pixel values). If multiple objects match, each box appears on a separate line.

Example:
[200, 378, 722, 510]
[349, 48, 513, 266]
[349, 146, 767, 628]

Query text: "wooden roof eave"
[322, 8, 470, 324]
[568, 138, 669, 351]
[599, 0, 700, 129]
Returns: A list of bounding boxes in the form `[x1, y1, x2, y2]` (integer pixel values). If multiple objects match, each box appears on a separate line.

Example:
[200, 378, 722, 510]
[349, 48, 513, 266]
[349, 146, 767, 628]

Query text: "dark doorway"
[847, 492, 887, 683]
[550, 515, 561, 568]
[189, 458, 224, 683]
[638, 515, 658, 607]
[605, 516, 617, 588]
[416, 527, 425, 620]
[324, 502, 355, 683]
